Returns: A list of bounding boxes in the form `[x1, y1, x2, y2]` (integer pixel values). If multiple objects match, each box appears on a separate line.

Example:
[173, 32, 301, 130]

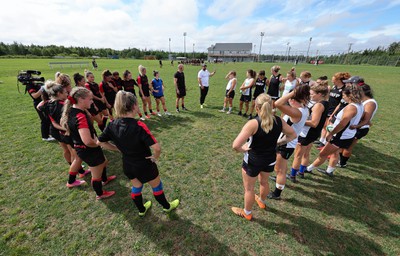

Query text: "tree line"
[0, 41, 208, 60]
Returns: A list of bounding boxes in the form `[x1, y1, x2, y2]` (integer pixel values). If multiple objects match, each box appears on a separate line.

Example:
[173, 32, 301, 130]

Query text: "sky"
[2, 0, 400, 56]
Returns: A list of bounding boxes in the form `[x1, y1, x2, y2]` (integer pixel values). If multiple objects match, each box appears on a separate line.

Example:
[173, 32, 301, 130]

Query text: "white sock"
[228, 107, 232, 111]
[244, 209, 252, 215]
[276, 183, 285, 190]
[326, 166, 335, 173]
[307, 164, 315, 171]
[320, 137, 326, 144]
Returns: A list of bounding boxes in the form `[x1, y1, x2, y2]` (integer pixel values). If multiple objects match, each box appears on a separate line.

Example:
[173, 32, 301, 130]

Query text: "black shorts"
[94, 100, 106, 112]
[60, 134, 73, 146]
[240, 95, 251, 102]
[225, 90, 235, 99]
[252, 92, 262, 100]
[142, 88, 151, 97]
[153, 95, 164, 100]
[123, 159, 159, 183]
[50, 128, 62, 142]
[75, 146, 105, 167]
[330, 136, 354, 149]
[177, 87, 186, 98]
[355, 128, 369, 140]
[242, 161, 274, 177]
[276, 144, 295, 160]
[298, 135, 318, 146]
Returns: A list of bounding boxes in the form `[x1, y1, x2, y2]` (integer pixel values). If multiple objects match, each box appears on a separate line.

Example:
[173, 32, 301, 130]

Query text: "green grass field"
[0, 58, 399, 255]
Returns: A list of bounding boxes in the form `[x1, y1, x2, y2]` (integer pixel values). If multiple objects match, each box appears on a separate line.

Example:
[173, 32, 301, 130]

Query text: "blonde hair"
[255, 94, 275, 133]
[311, 83, 329, 97]
[343, 84, 362, 103]
[114, 91, 138, 119]
[55, 73, 71, 88]
[45, 80, 64, 98]
[138, 65, 146, 76]
[271, 65, 280, 73]
[60, 87, 92, 134]
[300, 71, 312, 79]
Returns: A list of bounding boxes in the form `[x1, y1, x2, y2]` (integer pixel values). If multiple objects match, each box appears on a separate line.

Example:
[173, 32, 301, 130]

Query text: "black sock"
[182, 104, 185, 108]
[154, 192, 170, 209]
[78, 167, 85, 174]
[101, 167, 107, 182]
[341, 156, 350, 165]
[68, 172, 77, 184]
[132, 194, 146, 212]
[273, 187, 283, 197]
[92, 179, 103, 196]
[145, 111, 148, 116]
[149, 109, 153, 113]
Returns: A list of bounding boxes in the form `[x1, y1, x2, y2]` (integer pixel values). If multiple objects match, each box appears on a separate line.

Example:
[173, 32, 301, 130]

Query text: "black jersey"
[254, 77, 267, 97]
[300, 101, 329, 140]
[174, 71, 186, 89]
[122, 79, 138, 94]
[267, 74, 281, 98]
[112, 77, 123, 91]
[98, 118, 157, 162]
[245, 116, 283, 166]
[67, 108, 97, 147]
[26, 83, 42, 106]
[99, 80, 116, 105]
[328, 85, 344, 115]
[47, 100, 64, 127]
[137, 74, 150, 94]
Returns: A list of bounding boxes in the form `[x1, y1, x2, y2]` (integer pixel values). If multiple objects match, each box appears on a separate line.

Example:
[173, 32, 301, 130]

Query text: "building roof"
[207, 43, 252, 51]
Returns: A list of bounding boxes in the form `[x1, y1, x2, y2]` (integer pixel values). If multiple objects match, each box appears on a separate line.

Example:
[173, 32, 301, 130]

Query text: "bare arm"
[326, 105, 357, 141]
[351, 101, 376, 129]
[277, 118, 297, 145]
[146, 143, 161, 162]
[97, 141, 120, 152]
[79, 128, 99, 148]
[275, 90, 302, 123]
[305, 102, 324, 128]
[232, 119, 258, 153]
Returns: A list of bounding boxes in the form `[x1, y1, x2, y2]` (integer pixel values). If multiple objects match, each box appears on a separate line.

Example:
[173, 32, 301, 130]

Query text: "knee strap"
[131, 185, 143, 199]
[152, 181, 164, 196]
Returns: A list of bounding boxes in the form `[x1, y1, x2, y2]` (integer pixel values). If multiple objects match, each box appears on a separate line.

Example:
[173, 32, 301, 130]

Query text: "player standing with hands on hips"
[197, 64, 216, 108]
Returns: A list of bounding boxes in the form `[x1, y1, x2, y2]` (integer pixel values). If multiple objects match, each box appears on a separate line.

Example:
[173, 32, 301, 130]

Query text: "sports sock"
[299, 165, 306, 174]
[78, 167, 85, 174]
[101, 167, 108, 182]
[138, 113, 143, 117]
[273, 183, 285, 197]
[326, 166, 335, 174]
[149, 109, 153, 113]
[131, 186, 145, 212]
[91, 178, 103, 196]
[152, 181, 170, 209]
[244, 209, 252, 215]
[144, 111, 148, 116]
[307, 164, 316, 172]
[319, 137, 326, 144]
[228, 107, 232, 112]
[290, 168, 298, 177]
[68, 171, 78, 184]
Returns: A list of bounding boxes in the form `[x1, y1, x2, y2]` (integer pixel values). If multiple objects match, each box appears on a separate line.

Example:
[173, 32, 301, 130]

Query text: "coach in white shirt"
[198, 64, 216, 108]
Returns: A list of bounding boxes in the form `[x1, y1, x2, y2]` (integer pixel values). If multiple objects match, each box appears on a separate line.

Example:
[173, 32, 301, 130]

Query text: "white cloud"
[0, 0, 398, 55]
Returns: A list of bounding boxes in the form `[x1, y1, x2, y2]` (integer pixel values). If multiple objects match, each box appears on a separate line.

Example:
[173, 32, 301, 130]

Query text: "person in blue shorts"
[151, 71, 171, 116]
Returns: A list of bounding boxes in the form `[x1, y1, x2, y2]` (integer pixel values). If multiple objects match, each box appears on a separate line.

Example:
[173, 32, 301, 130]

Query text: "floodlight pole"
[306, 37, 312, 63]
[258, 32, 265, 62]
[169, 38, 171, 53]
[183, 32, 187, 57]
[193, 43, 195, 59]
[286, 42, 290, 62]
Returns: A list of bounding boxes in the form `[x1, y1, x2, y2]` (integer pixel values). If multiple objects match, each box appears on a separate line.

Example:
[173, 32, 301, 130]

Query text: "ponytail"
[256, 94, 275, 133]
[60, 87, 91, 134]
[114, 91, 137, 119]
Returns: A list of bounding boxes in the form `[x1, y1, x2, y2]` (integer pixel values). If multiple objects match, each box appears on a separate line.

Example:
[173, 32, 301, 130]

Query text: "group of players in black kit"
[28, 63, 377, 220]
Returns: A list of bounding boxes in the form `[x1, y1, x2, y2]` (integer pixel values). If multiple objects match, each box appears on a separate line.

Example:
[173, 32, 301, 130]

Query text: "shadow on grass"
[100, 176, 238, 256]
[255, 208, 384, 255]
[288, 172, 400, 240]
[346, 143, 400, 186]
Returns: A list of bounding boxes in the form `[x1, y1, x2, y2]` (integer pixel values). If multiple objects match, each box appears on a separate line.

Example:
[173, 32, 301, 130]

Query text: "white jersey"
[333, 103, 364, 140]
[226, 78, 237, 90]
[282, 79, 297, 97]
[361, 99, 378, 129]
[198, 69, 210, 87]
[241, 78, 253, 96]
[282, 106, 309, 148]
